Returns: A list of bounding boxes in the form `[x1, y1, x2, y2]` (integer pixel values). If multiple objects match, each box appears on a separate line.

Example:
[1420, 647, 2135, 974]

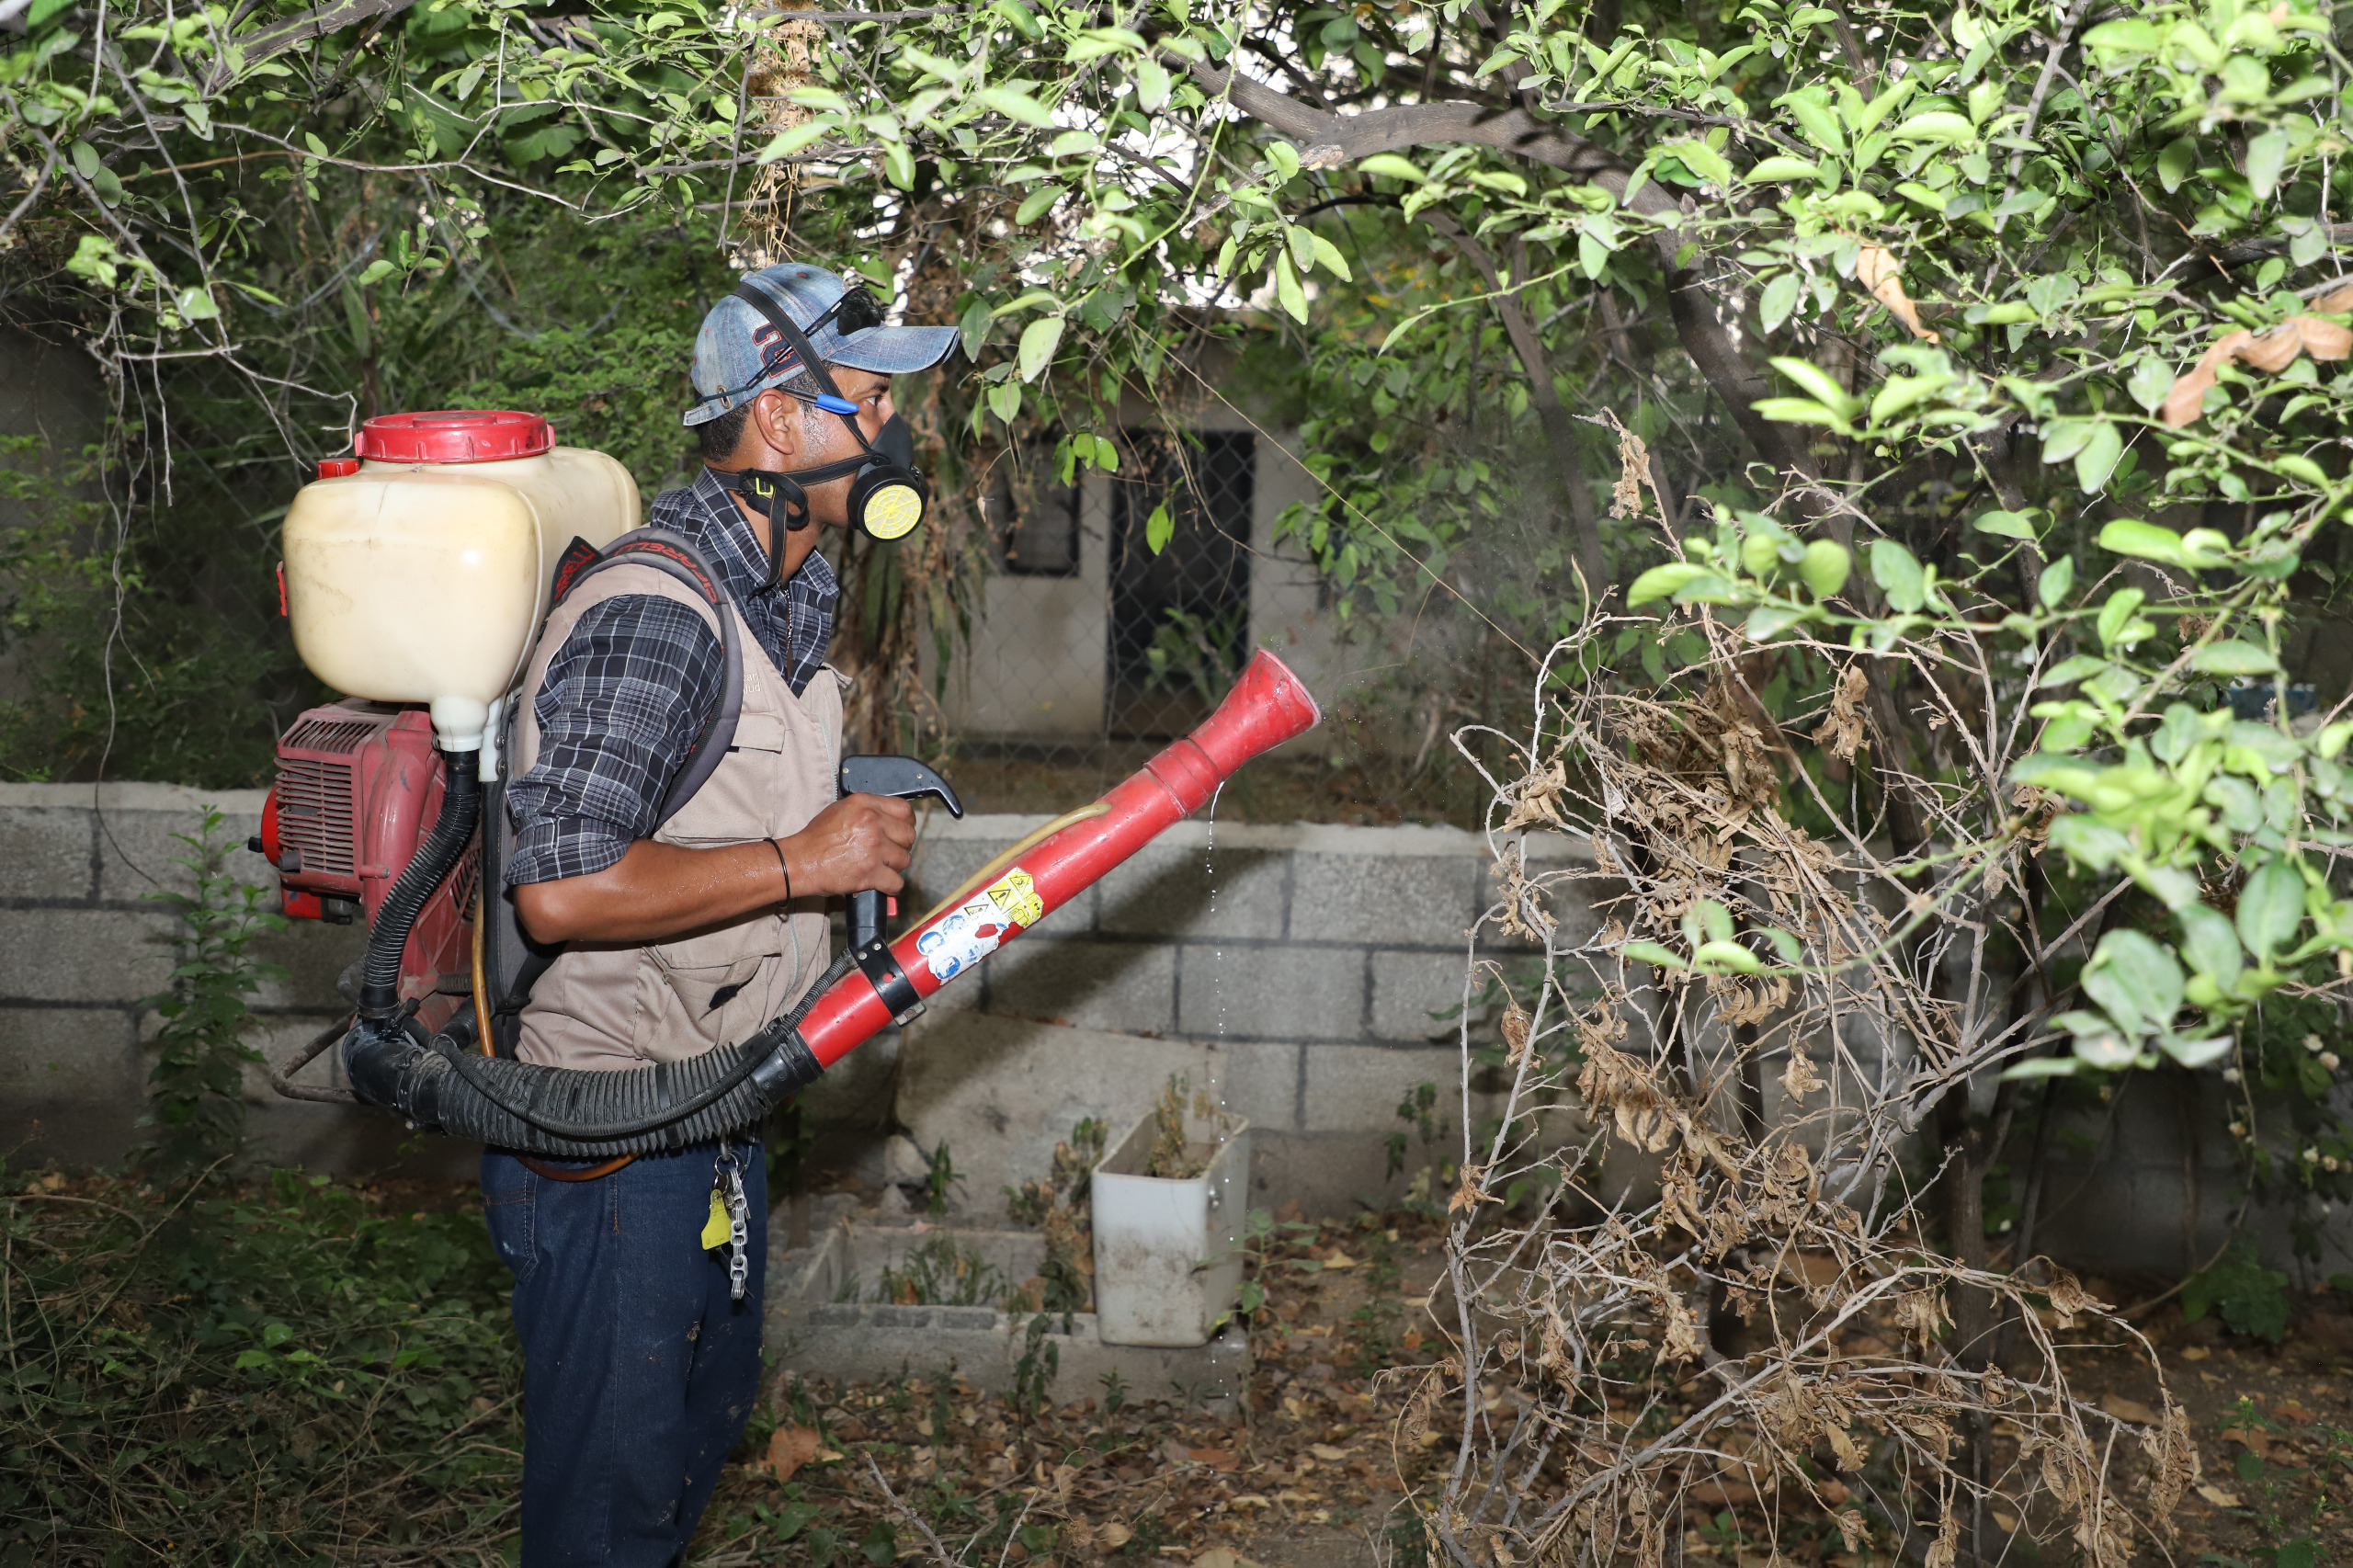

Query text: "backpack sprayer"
[261, 409, 1322, 1156]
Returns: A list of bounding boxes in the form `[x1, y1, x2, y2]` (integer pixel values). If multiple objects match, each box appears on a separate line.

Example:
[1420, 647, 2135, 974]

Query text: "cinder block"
[249, 919, 369, 1012]
[896, 1013, 1231, 1217]
[0, 908, 176, 1004]
[985, 938, 1176, 1035]
[1297, 1042, 1465, 1134]
[1370, 949, 1477, 1041]
[0, 806, 94, 901]
[1290, 853, 1478, 948]
[1219, 1040, 1302, 1133]
[0, 1006, 140, 1100]
[1176, 946, 1362, 1040]
[0, 1006, 142, 1168]
[97, 801, 265, 903]
[1097, 841, 1285, 940]
[1248, 1129, 1415, 1214]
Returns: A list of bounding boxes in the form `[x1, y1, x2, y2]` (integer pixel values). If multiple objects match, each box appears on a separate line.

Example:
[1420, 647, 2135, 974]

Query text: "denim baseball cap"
[681, 263, 960, 427]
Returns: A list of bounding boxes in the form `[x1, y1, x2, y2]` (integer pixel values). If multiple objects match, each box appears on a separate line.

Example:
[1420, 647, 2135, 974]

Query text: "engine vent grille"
[447, 848, 480, 921]
[281, 714, 384, 756]
[277, 756, 357, 876]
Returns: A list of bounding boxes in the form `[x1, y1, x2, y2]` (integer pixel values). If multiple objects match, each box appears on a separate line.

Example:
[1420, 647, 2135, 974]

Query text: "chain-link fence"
[936, 422, 1280, 812]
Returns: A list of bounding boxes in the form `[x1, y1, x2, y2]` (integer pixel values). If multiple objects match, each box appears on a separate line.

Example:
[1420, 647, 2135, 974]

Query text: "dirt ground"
[692, 1205, 1451, 1568]
[689, 1224, 2353, 1568]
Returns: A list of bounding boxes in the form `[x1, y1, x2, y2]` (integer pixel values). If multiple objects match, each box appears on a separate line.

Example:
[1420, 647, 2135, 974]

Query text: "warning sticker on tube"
[913, 866, 1040, 983]
[984, 868, 1043, 926]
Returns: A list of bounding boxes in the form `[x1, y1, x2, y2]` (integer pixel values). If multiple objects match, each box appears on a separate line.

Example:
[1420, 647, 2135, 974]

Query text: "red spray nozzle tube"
[799, 647, 1324, 1068]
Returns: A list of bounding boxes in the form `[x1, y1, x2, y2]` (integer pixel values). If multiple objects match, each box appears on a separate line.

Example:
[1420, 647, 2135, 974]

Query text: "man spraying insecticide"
[482, 263, 960, 1566]
[268, 260, 1324, 1567]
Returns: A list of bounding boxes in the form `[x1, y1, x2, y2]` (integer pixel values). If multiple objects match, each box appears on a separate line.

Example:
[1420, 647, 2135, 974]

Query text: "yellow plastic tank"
[281, 411, 640, 749]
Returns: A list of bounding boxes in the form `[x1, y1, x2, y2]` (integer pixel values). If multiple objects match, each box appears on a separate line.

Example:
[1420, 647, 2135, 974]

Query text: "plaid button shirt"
[505, 468, 840, 886]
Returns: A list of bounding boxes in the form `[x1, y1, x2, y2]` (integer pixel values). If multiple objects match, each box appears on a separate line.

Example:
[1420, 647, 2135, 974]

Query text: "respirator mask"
[709, 279, 930, 591]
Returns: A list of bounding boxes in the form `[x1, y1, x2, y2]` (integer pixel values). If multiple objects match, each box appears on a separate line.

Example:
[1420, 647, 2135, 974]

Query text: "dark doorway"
[1108, 428, 1254, 738]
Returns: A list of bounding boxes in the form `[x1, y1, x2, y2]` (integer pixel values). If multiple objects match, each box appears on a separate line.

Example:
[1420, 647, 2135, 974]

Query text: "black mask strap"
[731, 281, 876, 459]
[706, 466, 808, 593]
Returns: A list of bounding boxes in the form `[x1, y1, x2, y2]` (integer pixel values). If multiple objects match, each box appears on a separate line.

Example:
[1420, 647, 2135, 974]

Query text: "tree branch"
[1425, 209, 1606, 593]
[1183, 55, 1820, 487]
[207, 0, 420, 89]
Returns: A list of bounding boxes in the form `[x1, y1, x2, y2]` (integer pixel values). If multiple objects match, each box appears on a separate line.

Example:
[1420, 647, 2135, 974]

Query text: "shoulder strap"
[551, 528, 747, 826]
[478, 529, 750, 1040]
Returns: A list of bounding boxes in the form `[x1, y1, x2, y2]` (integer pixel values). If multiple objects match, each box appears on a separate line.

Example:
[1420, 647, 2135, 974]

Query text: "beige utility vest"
[509, 563, 841, 1071]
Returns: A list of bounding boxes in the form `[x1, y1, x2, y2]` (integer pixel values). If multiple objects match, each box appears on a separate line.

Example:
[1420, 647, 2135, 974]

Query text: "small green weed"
[2184, 1240, 2293, 1343]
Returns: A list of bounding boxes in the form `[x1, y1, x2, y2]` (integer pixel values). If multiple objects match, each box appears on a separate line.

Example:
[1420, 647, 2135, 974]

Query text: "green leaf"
[2179, 903, 2244, 993]
[2096, 587, 2146, 651]
[882, 142, 915, 189]
[759, 119, 838, 162]
[1628, 562, 1707, 605]
[1017, 313, 1064, 383]
[2128, 354, 2175, 413]
[1144, 500, 1175, 554]
[1358, 153, 1427, 182]
[1694, 940, 1762, 974]
[2002, 1055, 2085, 1079]
[1134, 59, 1172, 111]
[2098, 518, 2186, 565]
[1308, 233, 1352, 281]
[958, 299, 994, 360]
[1870, 539, 1927, 612]
[2245, 128, 2290, 200]
[976, 85, 1054, 127]
[2074, 422, 2124, 494]
[1664, 137, 1735, 187]
[2158, 1036, 2234, 1068]
[1890, 110, 1976, 143]
[2190, 640, 2281, 676]
[2084, 928, 2183, 1033]
[1774, 86, 1846, 153]
[2236, 858, 2305, 958]
[1769, 357, 1860, 418]
[2038, 554, 2075, 608]
[1274, 249, 1310, 323]
[1266, 140, 1301, 181]
[1972, 509, 2038, 540]
[1577, 229, 1611, 280]
[1015, 185, 1062, 224]
[1745, 156, 1823, 182]
[2157, 135, 2198, 194]
[1620, 940, 1688, 970]
[1759, 272, 1802, 334]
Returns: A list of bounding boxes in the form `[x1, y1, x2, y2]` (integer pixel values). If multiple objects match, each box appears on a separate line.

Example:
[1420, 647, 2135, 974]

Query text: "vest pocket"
[648, 917, 788, 1051]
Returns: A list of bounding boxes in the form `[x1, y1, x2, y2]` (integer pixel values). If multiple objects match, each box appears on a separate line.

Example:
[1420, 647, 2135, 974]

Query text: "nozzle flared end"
[1185, 649, 1323, 778]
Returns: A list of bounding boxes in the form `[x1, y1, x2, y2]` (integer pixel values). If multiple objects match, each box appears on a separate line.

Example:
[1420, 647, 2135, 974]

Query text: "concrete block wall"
[892, 813, 1591, 1218]
[1, 782, 2330, 1278]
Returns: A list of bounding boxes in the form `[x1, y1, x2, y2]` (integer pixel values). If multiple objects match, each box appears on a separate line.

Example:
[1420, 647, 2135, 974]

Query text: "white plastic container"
[280, 411, 639, 750]
[1091, 1108, 1251, 1347]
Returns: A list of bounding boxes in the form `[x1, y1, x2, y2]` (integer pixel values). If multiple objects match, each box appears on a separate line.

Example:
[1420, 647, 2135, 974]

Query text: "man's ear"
[744, 390, 802, 466]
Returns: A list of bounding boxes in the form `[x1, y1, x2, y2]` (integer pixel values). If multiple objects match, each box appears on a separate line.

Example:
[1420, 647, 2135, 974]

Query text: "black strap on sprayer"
[478, 529, 748, 1048]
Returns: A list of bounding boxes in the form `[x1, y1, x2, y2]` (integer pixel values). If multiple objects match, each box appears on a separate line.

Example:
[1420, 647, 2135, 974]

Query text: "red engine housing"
[259, 700, 478, 1031]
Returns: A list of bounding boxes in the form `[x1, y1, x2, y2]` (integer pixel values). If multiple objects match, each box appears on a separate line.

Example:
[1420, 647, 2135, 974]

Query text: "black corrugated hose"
[357, 753, 482, 1017]
[341, 750, 847, 1157]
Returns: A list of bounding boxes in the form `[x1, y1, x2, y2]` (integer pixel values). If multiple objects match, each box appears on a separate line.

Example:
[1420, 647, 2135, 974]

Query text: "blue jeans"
[482, 1142, 767, 1568]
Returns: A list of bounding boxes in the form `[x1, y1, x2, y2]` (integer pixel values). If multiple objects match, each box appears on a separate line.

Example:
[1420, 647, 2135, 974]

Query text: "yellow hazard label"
[984, 868, 1043, 927]
[700, 1190, 730, 1251]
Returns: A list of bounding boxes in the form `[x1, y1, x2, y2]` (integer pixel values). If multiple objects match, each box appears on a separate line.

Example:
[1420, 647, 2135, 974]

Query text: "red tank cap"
[354, 409, 553, 464]
[316, 457, 360, 478]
